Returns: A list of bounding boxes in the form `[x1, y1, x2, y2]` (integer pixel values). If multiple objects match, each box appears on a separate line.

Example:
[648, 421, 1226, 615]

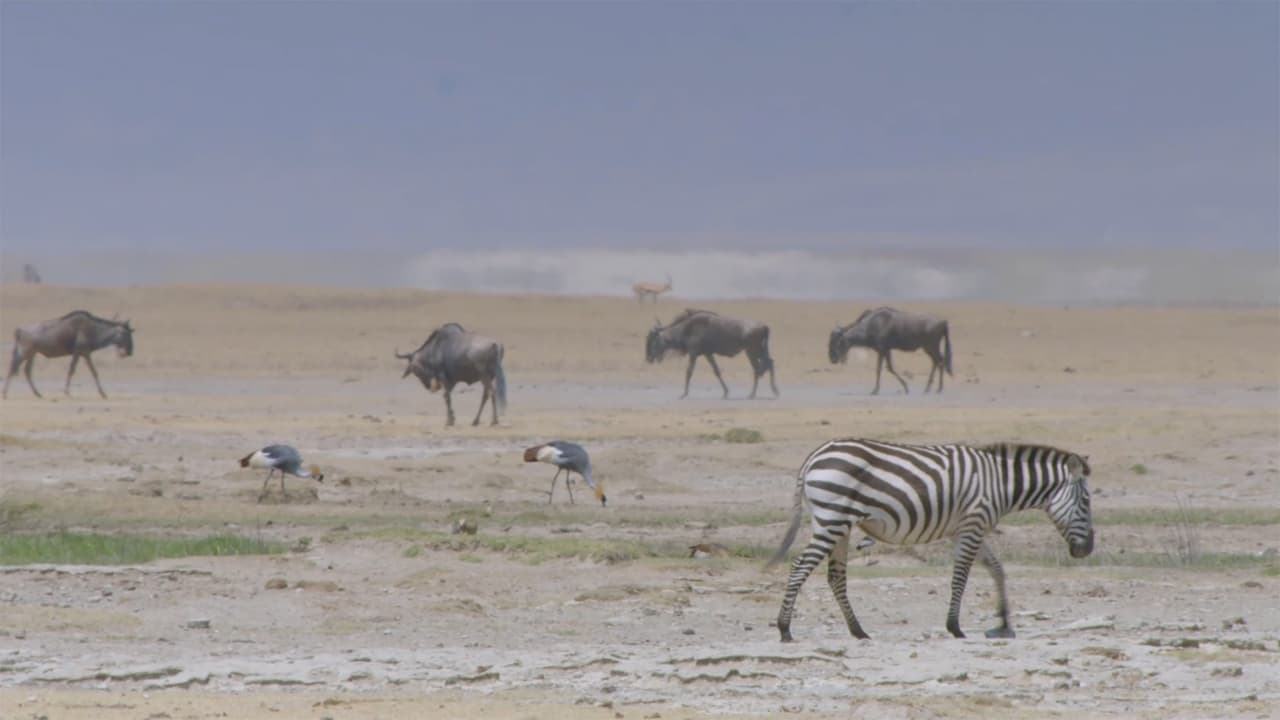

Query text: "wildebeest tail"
[756, 327, 775, 375]
[7, 333, 22, 379]
[765, 469, 807, 570]
[494, 351, 508, 412]
[943, 322, 953, 376]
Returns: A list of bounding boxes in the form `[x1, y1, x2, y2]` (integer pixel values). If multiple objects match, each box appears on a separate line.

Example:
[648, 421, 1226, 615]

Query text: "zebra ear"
[1067, 454, 1085, 476]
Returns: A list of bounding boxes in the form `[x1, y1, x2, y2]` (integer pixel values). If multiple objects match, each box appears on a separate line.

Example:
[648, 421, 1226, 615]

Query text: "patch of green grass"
[724, 427, 764, 444]
[1262, 565, 1280, 577]
[402, 544, 422, 558]
[1130, 463, 1149, 475]
[0, 532, 286, 566]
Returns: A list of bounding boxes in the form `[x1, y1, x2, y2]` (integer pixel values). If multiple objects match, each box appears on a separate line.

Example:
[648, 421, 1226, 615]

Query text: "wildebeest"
[645, 308, 778, 399]
[396, 322, 507, 427]
[633, 273, 673, 303]
[828, 306, 952, 394]
[3, 310, 135, 399]
[22, 264, 42, 284]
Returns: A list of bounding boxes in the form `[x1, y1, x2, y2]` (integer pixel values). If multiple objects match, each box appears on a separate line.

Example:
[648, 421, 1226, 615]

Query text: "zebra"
[769, 438, 1094, 641]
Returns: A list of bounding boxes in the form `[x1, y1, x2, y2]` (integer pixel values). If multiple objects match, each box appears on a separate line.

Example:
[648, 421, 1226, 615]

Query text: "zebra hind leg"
[826, 532, 870, 640]
[979, 542, 1015, 639]
[945, 524, 987, 638]
[775, 536, 836, 642]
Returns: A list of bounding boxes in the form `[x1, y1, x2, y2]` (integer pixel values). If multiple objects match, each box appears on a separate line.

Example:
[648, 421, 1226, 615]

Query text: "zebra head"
[828, 326, 849, 364]
[1048, 453, 1094, 559]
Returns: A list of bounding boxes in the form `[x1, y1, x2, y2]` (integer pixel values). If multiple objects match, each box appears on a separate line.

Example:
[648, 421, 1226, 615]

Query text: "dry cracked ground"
[1, 284, 1278, 719]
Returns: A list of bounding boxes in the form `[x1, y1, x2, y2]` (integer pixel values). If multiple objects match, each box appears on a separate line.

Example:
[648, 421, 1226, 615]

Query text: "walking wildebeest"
[396, 323, 507, 427]
[3, 310, 135, 399]
[828, 306, 952, 394]
[645, 308, 778, 399]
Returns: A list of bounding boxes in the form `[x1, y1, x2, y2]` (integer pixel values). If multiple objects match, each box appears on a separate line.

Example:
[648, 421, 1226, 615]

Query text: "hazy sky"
[2, 1, 1277, 257]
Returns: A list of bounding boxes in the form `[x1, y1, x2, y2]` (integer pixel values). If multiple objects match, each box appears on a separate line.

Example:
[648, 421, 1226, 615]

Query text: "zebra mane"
[978, 442, 1087, 472]
[59, 309, 125, 326]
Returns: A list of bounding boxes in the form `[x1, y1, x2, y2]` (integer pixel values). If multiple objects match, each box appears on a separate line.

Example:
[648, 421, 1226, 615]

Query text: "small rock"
[682, 628, 695, 635]
[185, 618, 211, 630]
[1211, 665, 1243, 677]
[1222, 617, 1247, 629]
[264, 578, 289, 590]
[1063, 366, 1077, 374]
[1241, 580, 1263, 589]
[451, 518, 478, 535]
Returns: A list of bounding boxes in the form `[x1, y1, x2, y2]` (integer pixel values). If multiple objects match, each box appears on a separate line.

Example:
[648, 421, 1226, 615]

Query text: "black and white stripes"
[770, 439, 1094, 641]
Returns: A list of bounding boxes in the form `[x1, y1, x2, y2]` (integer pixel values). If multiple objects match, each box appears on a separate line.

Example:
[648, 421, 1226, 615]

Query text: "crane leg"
[548, 468, 562, 503]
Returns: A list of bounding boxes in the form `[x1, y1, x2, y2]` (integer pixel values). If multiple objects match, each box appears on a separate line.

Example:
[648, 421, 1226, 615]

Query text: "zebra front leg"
[775, 537, 835, 642]
[681, 355, 698, 398]
[705, 354, 730, 399]
[826, 531, 870, 640]
[882, 351, 910, 395]
[945, 524, 988, 638]
[979, 543, 1015, 638]
[65, 355, 80, 396]
[471, 383, 490, 426]
[23, 356, 42, 399]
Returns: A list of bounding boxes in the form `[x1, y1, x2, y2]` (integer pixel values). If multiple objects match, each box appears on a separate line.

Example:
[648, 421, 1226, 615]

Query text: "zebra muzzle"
[1069, 531, 1095, 558]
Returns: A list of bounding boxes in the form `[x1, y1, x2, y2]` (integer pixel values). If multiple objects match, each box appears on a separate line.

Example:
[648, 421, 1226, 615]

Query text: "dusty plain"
[1, 283, 1278, 719]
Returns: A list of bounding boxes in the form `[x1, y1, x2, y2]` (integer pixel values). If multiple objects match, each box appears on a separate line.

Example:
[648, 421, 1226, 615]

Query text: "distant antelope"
[3, 310, 134, 399]
[633, 273, 673, 303]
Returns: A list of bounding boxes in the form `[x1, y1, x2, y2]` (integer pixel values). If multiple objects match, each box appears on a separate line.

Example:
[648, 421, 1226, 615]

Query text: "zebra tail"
[494, 353, 508, 412]
[765, 472, 806, 570]
[943, 323, 953, 376]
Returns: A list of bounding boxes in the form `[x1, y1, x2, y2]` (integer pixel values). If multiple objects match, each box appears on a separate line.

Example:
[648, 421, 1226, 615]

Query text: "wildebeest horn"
[654, 316, 662, 327]
[394, 348, 412, 360]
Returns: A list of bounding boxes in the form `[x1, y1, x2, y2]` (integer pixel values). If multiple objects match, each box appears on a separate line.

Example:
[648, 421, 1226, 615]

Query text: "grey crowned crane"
[239, 444, 324, 501]
[523, 441, 606, 506]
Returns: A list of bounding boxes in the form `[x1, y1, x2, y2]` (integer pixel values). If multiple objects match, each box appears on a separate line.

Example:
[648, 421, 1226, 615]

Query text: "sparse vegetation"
[1130, 463, 1149, 475]
[1166, 495, 1202, 566]
[724, 427, 764, 444]
[0, 532, 285, 565]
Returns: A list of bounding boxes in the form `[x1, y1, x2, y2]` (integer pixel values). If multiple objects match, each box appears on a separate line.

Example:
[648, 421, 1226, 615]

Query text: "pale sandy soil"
[1, 283, 1278, 719]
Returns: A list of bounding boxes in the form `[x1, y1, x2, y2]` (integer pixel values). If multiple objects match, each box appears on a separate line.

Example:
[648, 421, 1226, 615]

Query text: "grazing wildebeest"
[396, 323, 507, 427]
[3, 310, 134, 399]
[645, 308, 778, 399]
[633, 273, 673, 303]
[22, 264, 42, 284]
[828, 306, 952, 394]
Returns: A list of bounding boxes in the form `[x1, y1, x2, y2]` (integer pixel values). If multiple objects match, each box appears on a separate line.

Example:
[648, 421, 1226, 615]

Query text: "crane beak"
[595, 483, 606, 507]
[310, 465, 324, 483]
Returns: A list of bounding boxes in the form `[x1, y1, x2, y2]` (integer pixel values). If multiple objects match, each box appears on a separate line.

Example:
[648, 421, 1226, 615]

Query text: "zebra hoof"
[984, 626, 1016, 639]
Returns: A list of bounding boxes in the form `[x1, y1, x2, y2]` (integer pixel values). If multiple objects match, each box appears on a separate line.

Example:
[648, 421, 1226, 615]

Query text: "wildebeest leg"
[83, 354, 108, 398]
[471, 383, 490, 427]
[882, 351, 909, 395]
[705, 354, 729, 399]
[443, 387, 456, 426]
[65, 355, 80, 396]
[23, 354, 42, 399]
[870, 353, 884, 395]
[489, 378, 500, 426]
[681, 355, 698, 398]
[924, 345, 944, 393]
[747, 355, 761, 399]
[768, 360, 779, 398]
